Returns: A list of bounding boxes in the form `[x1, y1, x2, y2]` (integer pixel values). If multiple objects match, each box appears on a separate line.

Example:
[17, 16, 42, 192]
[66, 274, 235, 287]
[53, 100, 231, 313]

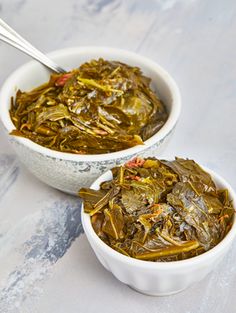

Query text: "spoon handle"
[0, 18, 66, 73]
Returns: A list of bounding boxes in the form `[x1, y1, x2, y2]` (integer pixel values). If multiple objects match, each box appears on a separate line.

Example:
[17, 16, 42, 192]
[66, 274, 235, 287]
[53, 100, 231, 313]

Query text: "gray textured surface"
[0, 0, 236, 312]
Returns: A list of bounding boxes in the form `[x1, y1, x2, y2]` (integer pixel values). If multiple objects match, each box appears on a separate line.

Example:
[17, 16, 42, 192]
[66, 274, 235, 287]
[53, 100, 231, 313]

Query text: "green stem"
[136, 240, 200, 260]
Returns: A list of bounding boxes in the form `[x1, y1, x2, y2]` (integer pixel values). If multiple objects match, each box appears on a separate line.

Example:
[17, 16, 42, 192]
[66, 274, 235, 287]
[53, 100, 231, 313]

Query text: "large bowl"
[0, 47, 181, 194]
[81, 165, 236, 296]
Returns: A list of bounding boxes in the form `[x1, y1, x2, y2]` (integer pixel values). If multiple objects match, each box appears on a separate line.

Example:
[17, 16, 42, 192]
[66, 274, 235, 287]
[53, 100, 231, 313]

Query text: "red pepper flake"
[219, 214, 229, 223]
[125, 157, 145, 168]
[125, 175, 141, 181]
[55, 73, 73, 86]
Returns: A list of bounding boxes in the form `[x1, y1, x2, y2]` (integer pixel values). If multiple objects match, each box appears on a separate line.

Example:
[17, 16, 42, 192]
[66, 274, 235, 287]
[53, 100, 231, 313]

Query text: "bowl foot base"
[128, 285, 187, 297]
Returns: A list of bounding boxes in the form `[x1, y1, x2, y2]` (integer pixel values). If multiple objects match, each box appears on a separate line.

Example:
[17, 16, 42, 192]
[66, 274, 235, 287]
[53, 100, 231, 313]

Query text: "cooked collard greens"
[79, 157, 235, 262]
[10, 59, 167, 154]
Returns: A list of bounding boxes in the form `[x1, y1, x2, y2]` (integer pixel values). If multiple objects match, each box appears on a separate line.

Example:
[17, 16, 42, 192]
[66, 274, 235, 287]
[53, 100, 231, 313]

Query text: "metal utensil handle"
[0, 18, 66, 73]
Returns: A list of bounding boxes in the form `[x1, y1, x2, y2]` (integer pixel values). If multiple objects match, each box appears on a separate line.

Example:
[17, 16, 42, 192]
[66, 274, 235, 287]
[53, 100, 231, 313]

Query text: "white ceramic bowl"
[82, 165, 236, 296]
[0, 47, 181, 194]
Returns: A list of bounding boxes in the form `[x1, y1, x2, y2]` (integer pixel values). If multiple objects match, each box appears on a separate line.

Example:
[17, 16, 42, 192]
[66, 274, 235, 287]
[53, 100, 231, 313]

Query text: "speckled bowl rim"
[82, 164, 236, 269]
[0, 46, 181, 162]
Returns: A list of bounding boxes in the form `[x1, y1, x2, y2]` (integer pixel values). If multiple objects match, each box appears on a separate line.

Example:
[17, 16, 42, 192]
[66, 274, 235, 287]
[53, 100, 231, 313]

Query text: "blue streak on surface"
[25, 198, 84, 263]
[0, 197, 84, 311]
[0, 154, 19, 201]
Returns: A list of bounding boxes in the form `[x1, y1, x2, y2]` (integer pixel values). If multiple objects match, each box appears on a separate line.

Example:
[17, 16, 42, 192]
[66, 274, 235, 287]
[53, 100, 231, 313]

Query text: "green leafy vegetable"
[10, 59, 167, 154]
[79, 157, 235, 262]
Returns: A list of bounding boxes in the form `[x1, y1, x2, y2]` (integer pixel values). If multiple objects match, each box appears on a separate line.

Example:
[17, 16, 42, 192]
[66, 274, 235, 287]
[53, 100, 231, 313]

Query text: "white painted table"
[0, 1, 236, 312]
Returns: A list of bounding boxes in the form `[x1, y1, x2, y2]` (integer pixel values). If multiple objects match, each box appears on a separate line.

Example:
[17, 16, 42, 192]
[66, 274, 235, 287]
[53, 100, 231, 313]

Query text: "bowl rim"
[0, 46, 181, 162]
[81, 162, 236, 269]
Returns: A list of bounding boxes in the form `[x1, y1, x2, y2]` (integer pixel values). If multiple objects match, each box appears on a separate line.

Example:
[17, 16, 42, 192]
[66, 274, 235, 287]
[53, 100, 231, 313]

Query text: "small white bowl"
[0, 47, 181, 194]
[82, 165, 236, 296]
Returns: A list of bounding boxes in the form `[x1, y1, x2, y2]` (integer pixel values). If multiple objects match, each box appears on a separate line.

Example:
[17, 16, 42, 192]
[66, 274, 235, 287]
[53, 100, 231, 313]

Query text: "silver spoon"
[0, 18, 66, 73]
